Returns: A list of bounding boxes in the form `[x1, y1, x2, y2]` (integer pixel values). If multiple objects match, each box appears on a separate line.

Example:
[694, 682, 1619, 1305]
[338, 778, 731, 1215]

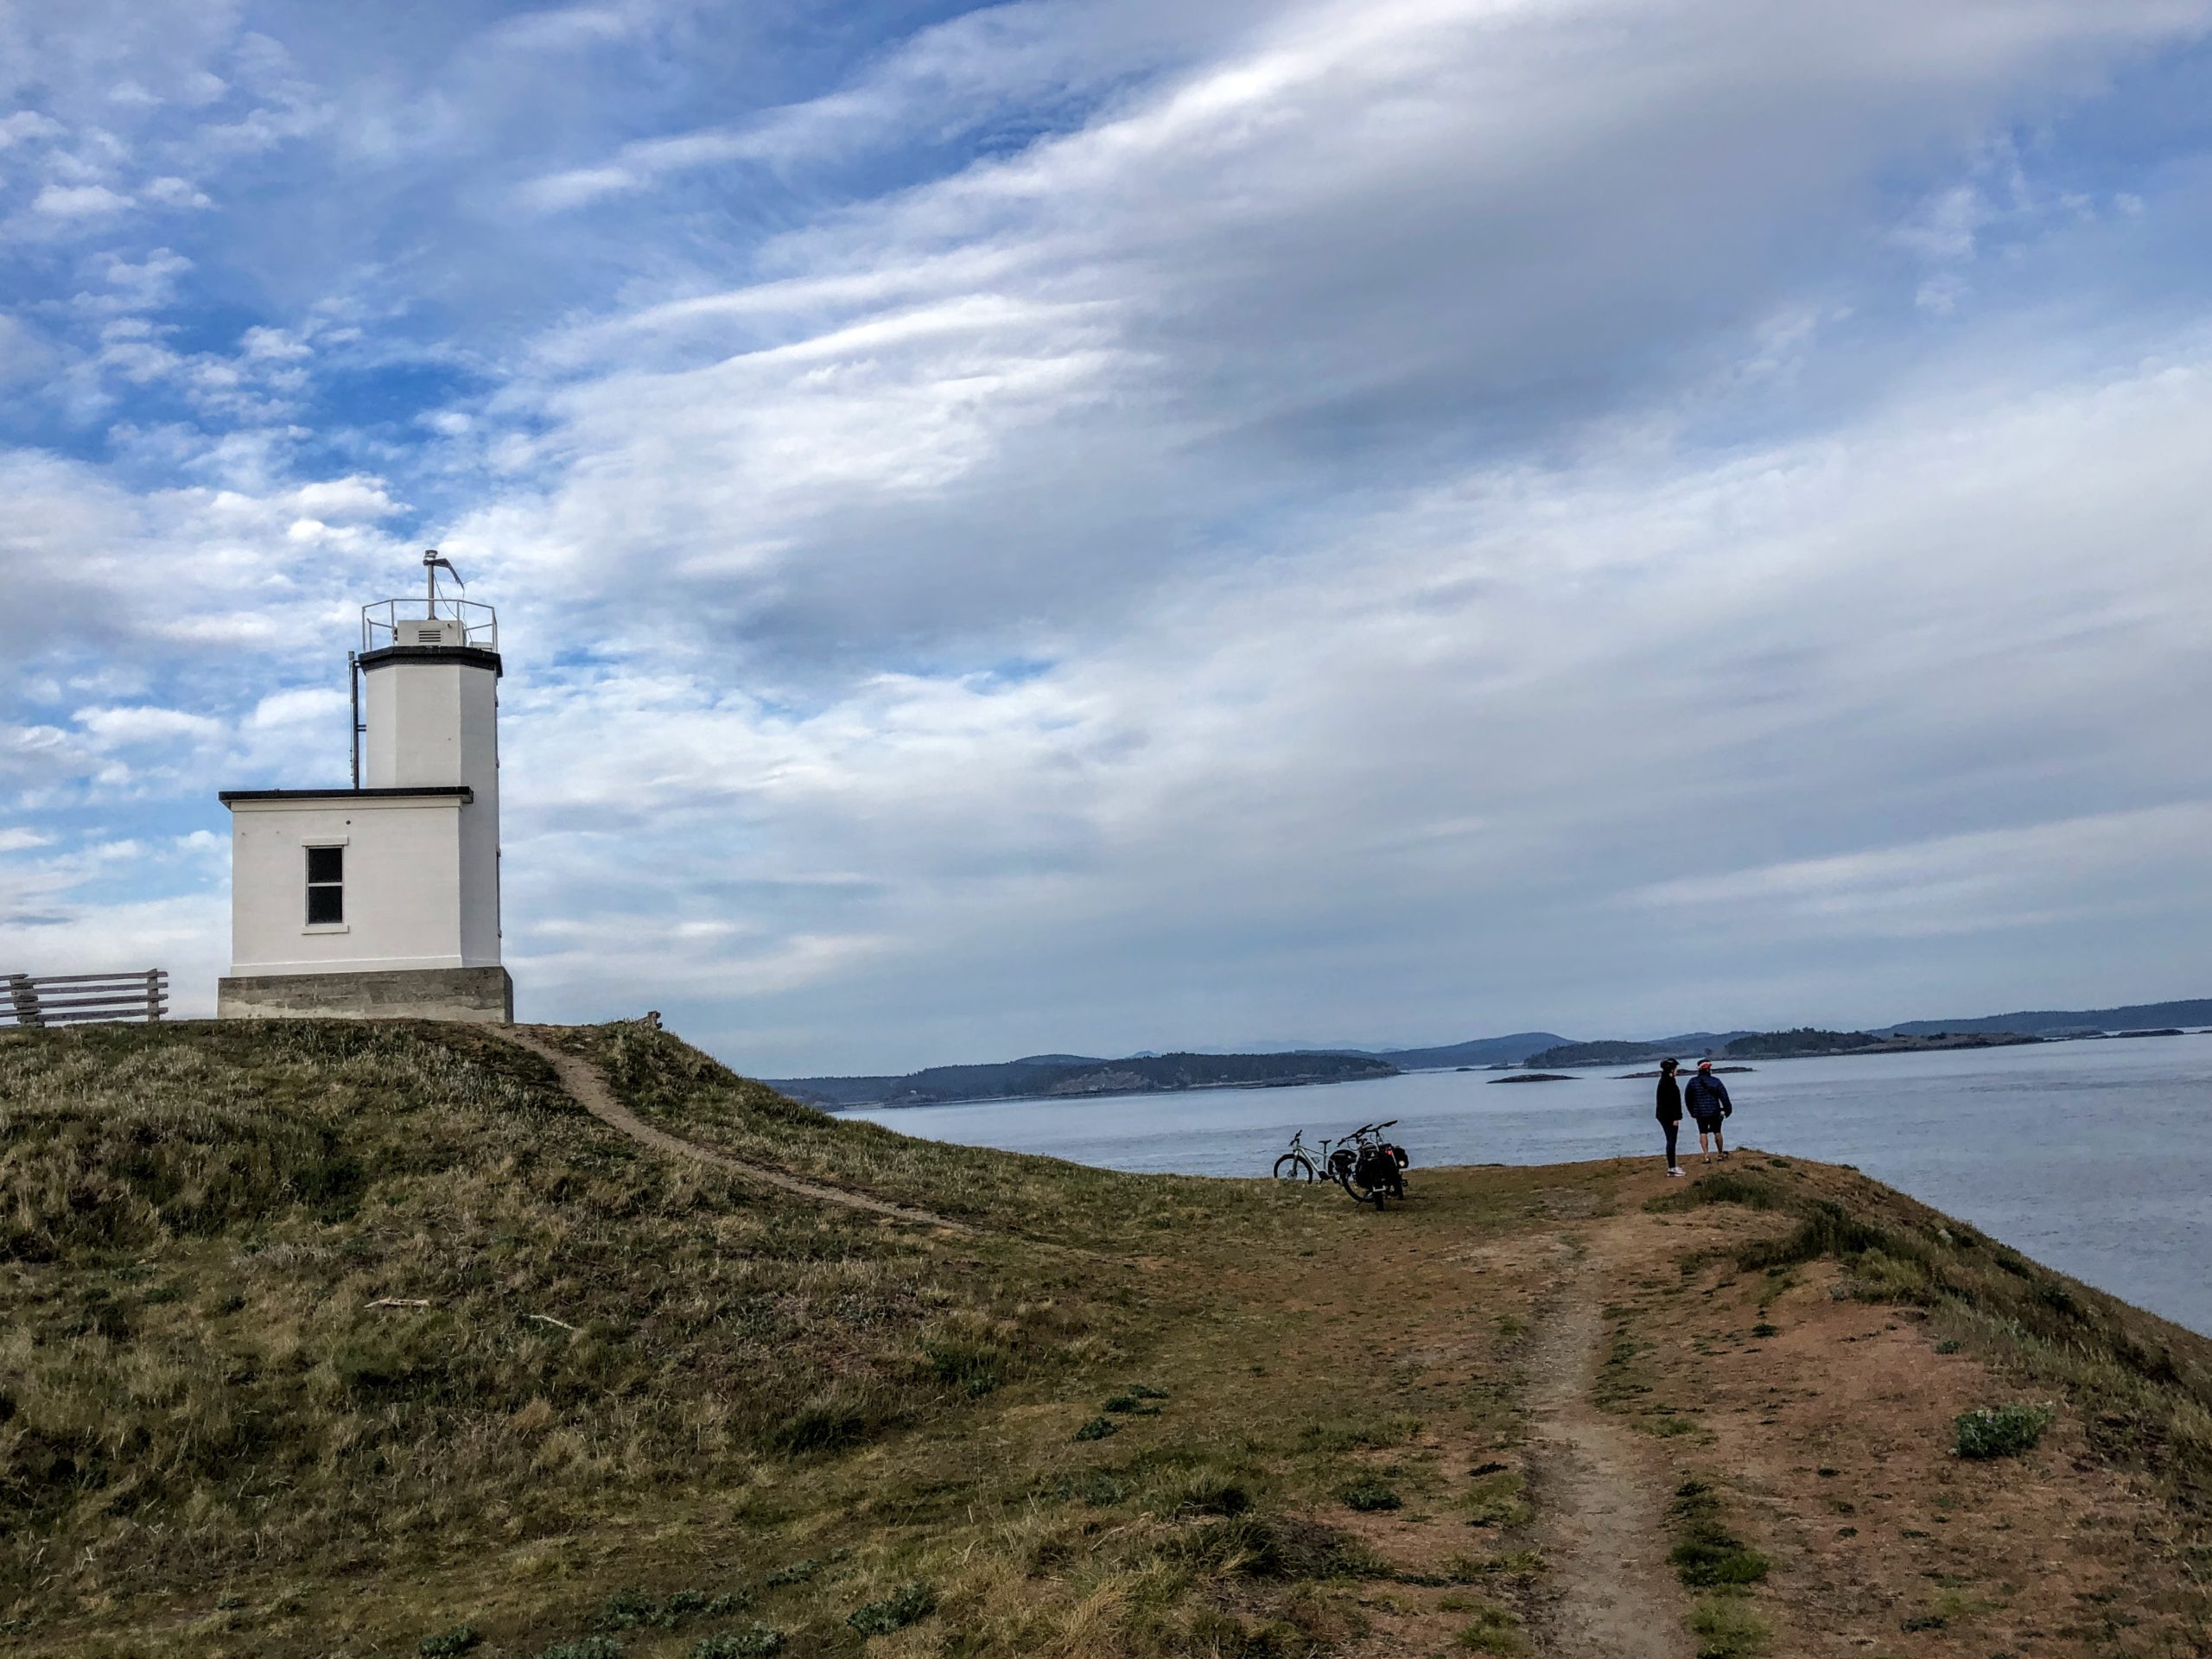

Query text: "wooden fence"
[3, 969, 169, 1027]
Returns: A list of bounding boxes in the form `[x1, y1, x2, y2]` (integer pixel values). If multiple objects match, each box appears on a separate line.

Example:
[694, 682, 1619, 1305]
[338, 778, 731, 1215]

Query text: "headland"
[3, 1020, 2207, 1656]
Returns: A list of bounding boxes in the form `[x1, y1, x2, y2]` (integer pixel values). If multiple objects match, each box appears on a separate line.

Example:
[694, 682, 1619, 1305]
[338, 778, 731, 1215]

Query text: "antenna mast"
[423, 549, 464, 619]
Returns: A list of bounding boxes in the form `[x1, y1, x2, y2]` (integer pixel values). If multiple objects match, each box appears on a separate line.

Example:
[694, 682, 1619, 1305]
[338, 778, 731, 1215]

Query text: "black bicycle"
[1331, 1120, 1409, 1207]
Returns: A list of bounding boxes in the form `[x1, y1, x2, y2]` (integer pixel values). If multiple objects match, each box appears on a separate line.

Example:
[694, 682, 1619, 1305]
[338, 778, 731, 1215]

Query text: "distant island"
[771, 1050, 1397, 1109]
[1883, 997, 2212, 1038]
[1522, 1034, 1752, 1068]
[775, 994, 2209, 1106]
[1718, 1027, 2040, 1060]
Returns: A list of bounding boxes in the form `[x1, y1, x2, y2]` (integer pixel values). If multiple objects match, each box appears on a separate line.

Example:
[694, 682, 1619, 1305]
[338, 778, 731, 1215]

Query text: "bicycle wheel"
[1272, 1153, 1316, 1182]
[1334, 1166, 1380, 1207]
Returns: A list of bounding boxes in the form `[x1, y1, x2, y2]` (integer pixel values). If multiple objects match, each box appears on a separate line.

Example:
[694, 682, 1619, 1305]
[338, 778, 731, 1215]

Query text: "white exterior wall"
[362, 655, 501, 966]
[228, 797, 466, 975]
[454, 669, 501, 964]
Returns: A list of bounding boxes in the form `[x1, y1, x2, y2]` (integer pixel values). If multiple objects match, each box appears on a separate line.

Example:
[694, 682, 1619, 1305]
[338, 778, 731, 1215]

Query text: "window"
[305, 845, 344, 925]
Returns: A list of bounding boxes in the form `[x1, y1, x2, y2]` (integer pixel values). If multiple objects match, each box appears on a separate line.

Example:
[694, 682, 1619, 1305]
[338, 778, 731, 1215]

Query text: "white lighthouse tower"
[216, 554, 512, 1022]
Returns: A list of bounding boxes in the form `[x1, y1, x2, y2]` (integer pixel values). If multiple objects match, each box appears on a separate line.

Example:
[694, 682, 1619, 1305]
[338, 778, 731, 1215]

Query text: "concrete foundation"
[217, 965, 513, 1024]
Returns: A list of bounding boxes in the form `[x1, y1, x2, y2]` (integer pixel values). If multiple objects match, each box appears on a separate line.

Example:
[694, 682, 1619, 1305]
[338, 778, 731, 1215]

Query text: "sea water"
[844, 1032, 2212, 1338]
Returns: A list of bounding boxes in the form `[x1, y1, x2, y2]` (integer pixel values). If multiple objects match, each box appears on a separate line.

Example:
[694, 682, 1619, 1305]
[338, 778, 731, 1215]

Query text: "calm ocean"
[845, 1032, 2212, 1338]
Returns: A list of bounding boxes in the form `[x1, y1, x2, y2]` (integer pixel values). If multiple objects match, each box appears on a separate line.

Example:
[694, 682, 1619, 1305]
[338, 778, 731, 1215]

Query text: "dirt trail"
[497, 1025, 967, 1231]
[1525, 1239, 1688, 1659]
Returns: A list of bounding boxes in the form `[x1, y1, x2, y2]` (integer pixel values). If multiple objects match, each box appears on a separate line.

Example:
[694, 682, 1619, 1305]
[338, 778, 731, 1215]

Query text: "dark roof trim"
[357, 645, 503, 677]
[219, 786, 474, 805]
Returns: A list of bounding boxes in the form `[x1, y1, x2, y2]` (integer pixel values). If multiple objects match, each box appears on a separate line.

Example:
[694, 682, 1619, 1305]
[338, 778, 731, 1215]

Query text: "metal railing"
[360, 595, 499, 653]
[4, 969, 168, 1027]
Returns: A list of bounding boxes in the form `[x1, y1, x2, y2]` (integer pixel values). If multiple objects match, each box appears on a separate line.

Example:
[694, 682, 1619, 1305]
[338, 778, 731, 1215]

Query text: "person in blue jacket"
[1685, 1058, 1733, 1161]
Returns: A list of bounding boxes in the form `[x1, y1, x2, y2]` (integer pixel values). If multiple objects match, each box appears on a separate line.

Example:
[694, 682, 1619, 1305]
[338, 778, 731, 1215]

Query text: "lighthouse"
[216, 554, 512, 1022]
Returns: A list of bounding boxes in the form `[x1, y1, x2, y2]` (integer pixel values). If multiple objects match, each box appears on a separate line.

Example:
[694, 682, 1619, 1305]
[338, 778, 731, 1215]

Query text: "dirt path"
[1524, 1239, 1688, 1659]
[497, 1025, 967, 1231]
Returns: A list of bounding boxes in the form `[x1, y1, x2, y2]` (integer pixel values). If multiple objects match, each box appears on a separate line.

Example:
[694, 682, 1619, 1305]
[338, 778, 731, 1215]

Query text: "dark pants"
[1662, 1120, 1679, 1168]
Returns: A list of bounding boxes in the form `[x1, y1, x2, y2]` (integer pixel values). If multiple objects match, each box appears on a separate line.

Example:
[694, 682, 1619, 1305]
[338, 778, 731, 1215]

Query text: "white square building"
[217, 557, 512, 1022]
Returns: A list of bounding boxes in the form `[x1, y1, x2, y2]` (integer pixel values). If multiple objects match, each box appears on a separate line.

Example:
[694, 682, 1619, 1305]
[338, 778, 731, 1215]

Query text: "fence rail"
[4, 969, 168, 1027]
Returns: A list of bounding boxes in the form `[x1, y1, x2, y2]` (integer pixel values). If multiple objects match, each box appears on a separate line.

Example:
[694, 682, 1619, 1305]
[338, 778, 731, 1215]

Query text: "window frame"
[303, 841, 346, 929]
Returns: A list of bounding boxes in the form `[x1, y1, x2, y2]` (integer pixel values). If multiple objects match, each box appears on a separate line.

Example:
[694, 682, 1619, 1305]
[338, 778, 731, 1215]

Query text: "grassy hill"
[5, 1020, 2211, 1657]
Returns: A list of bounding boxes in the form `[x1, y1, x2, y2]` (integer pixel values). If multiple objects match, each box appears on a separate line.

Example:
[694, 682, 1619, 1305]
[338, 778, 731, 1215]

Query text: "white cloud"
[458, 334, 2212, 1065]
[32, 182, 133, 216]
[9, 0, 2212, 1067]
[288, 474, 401, 520]
[142, 175, 213, 208]
[1630, 805, 2212, 937]
[0, 111, 64, 147]
[75, 705, 226, 747]
[79, 247, 194, 313]
[517, 0, 1244, 211]
[249, 686, 346, 728]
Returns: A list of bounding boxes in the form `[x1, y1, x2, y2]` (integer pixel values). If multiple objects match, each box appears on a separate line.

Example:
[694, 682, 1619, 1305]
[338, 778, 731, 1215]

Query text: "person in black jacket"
[1685, 1059, 1733, 1161]
[1656, 1058, 1684, 1176]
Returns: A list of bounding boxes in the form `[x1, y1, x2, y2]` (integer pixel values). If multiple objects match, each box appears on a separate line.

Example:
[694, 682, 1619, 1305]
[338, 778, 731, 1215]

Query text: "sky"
[5, 0, 2212, 1077]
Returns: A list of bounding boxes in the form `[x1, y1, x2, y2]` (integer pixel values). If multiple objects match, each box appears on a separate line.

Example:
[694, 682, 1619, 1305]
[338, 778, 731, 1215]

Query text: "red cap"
[1697, 1059, 1713, 1069]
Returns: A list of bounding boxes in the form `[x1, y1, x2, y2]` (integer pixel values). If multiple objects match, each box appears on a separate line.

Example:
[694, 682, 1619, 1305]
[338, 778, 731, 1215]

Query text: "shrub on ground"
[1690, 1595, 1772, 1657]
[1667, 1482, 1770, 1588]
[688, 1625, 783, 1657]
[847, 1582, 937, 1636]
[1952, 1402, 2055, 1459]
[1339, 1479, 1402, 1513]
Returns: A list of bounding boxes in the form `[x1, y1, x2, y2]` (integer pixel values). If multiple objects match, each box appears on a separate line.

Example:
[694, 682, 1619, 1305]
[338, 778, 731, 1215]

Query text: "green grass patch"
[1339, 1479, 1402, 1513]
[1690, 1595, 1772, 1657]
[593, 1587, 747, 1630]
[1461, 1470, 1529, 1529]
[846, 1581, 937, 1636]
[1455, 1602, 1530, 1654]
[1953, 1402, 2055, 1459]
[688, 1628, 783, 1658]
[1299, 1414, 1422, 1454]
[1645, 1172, 1789, 1214]
[1668, 1482, 1770, 1588]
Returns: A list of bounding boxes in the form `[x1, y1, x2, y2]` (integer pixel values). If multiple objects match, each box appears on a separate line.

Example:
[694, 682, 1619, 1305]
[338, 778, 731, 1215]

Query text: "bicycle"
[1331, 1119, 1409, 1207]
[1271, 1122, 1410, 1206]
[1272, 1127, 1333, 1183]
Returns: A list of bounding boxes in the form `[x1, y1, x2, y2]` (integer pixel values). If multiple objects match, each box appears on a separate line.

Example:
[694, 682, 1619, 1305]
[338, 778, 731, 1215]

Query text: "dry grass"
[0, 1020, 1172, 1645]
[10, 1023, 2211, 1656]
[0, 1020, 1421, 1656]
[538, 1022, 1300, 1250]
